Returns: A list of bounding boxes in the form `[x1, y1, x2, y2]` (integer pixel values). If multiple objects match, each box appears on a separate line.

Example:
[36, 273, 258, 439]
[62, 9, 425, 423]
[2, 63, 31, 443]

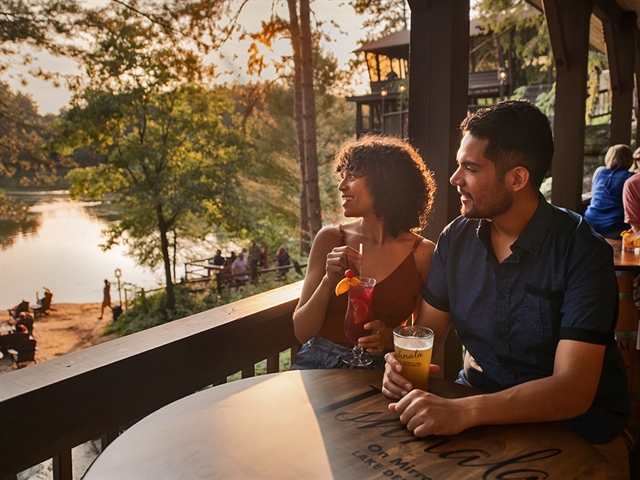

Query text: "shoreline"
[0, 302, 118, 374]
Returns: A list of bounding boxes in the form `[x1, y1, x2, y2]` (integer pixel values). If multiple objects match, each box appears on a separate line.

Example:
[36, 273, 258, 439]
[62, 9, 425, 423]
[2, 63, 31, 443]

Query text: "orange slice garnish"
[335, 276, 362, 296]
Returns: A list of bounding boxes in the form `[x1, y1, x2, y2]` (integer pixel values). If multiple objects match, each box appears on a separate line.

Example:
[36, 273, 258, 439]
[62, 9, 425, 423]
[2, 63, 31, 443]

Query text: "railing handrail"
[0, 281, 304, 478]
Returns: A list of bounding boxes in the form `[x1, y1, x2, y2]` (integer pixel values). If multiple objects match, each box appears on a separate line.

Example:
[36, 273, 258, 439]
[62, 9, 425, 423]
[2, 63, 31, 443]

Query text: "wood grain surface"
[83, 369, 622, 479]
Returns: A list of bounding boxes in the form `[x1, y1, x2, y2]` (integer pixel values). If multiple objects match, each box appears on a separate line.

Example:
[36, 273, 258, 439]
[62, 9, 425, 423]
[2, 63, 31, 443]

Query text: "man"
[383, 101, 632, 474]
[249, 239, 262, 282]
[231, 251, 249, 284]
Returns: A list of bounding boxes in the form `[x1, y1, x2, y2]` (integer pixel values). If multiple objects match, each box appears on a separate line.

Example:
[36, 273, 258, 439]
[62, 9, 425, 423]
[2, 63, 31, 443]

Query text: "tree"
[55, 4, 247, 311]
[1, 0, 82, 219]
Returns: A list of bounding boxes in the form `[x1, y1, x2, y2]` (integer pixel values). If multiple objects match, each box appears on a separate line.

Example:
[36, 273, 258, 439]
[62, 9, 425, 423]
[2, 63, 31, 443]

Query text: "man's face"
[450, 133, 513, 219]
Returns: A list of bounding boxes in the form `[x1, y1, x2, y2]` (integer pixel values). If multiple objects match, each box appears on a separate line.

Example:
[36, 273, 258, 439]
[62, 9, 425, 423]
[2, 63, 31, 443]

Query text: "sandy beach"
[0, 302, 118, 374]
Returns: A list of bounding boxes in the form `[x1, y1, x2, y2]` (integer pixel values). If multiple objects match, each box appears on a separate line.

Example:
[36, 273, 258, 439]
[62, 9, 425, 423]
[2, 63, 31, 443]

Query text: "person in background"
[231, 251, 249, 285]
[382, 101, 632, 478]
[292, 135, 436, 370]
[36, 287, 52, 305]
[99, 279, 112, 320]
[8, 299, 30, 320]
[275, 246, 291, 279]
[211, 249, 225, 266]
[631, 147, 640, 173]
[584, 144, 634, 238]
[249, 240, 261, 282]
[261, 246, 269, 269]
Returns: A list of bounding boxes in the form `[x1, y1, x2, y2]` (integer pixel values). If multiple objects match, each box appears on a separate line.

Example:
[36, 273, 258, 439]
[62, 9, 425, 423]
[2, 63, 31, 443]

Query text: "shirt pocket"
[524, 285, 563, 343]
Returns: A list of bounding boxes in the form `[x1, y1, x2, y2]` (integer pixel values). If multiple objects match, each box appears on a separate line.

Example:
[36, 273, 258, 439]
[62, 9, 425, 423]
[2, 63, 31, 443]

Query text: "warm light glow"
[381, 89, 388, 97]
[399, 85, 406, 92]
[115, 268, 122, 278]
[498, 67, 507, 82]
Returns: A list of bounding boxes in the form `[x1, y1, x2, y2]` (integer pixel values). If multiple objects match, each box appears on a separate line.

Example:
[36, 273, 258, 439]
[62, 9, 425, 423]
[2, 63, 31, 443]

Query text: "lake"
[0, 191, 196, 310]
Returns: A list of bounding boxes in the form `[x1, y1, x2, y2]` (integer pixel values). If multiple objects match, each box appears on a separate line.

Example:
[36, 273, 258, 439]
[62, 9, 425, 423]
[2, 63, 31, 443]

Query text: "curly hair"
[333, 135, 436, 237]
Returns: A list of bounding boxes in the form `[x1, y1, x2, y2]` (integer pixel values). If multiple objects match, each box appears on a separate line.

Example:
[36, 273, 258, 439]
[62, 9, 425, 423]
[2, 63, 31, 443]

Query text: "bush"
[105, 271, 301, 337]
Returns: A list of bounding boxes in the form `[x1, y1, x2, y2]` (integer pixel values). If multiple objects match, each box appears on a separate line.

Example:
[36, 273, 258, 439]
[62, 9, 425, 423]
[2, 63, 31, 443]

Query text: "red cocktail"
[342, 277, 376, 367]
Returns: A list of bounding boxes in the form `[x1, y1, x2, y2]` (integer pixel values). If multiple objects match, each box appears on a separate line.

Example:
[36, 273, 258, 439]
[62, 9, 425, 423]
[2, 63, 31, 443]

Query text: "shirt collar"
[476, 193, 552, 257]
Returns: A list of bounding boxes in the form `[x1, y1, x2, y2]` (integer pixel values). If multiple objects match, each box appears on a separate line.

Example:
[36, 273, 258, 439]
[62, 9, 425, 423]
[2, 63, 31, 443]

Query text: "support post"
[407, 0, 468, 381]
[543, 0, 593, 212]
[602, 9, 636, 145]
[407, 0, 469, 242]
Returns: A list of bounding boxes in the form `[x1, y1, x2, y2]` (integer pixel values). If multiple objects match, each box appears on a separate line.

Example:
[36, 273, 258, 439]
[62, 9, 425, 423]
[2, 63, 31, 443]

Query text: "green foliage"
[106, 272, 302, 337]
[472, 0, 552, 86]
[0, 81, 74, 219]
[350, 0, 409, 39]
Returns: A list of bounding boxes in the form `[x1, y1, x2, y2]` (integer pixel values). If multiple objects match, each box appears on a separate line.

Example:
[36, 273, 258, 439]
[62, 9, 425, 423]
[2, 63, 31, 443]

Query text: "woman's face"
[338, 170, 374, 217]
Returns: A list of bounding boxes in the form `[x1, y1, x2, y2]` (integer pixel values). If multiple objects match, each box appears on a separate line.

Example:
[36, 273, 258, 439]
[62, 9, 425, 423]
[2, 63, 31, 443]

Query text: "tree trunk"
[299, 0, 322, 241]
[287, 0, 311, 255]
[156, 205, 176, 311]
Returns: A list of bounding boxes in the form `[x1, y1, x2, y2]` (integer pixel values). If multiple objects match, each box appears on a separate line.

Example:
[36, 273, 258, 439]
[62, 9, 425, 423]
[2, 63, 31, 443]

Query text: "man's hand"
[382, 352, 440, 399]
[389, 391, 470, 437]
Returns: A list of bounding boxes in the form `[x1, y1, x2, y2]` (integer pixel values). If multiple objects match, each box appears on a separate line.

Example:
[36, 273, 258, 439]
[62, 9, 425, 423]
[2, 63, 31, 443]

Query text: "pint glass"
[392, 326, 434, 391]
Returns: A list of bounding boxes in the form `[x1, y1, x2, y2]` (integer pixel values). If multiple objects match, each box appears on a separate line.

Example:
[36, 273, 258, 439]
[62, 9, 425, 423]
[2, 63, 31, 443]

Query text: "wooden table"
[607, 238, 640, 271]
[84, 370, 621, 479]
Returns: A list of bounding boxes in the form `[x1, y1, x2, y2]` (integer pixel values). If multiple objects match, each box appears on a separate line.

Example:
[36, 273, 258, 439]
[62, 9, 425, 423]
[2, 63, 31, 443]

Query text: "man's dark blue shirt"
[423, 195, 630, 443]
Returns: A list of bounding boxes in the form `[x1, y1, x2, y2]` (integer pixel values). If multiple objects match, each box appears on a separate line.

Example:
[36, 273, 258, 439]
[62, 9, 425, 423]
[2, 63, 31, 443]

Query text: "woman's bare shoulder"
[311, 225, 344, 252]
[413, 236, 436, 281]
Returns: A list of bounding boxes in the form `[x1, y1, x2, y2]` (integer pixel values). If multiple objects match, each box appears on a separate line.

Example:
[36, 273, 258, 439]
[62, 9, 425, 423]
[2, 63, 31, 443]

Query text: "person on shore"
[292, 135, 436, 370]
[382, 101, 632, 477]
[99, 279, 112, 320]
[8, 299, 30, 320]
[584, 144, 635, 238]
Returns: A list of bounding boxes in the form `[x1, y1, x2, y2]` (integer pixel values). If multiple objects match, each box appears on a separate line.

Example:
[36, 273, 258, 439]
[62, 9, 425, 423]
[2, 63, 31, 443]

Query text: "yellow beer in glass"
[393, 326, 434, 391]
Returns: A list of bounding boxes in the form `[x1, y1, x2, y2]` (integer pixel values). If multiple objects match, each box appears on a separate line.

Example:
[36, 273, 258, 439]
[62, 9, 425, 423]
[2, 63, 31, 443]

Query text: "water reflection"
[0, 216, 42, 249]
[0, 191, 163, 309]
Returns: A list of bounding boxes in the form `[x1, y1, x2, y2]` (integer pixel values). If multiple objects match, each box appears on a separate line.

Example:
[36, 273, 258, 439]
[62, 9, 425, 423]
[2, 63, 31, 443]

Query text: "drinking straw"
[359, 243, 363, 277]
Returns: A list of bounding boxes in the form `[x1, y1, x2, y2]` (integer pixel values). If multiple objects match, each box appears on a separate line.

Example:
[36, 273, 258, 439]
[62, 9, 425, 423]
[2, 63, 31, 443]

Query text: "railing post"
[52, 450, 72, 480]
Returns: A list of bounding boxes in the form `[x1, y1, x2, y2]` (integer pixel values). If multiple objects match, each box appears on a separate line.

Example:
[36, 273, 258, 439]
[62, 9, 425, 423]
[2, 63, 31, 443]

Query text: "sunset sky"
[6, 0, 375, 114]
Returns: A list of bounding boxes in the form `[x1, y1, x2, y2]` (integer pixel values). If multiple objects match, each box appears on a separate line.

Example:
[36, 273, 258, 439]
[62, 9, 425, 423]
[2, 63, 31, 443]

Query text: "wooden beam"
[543, 0, 593, 211]
[407, 0, 468, 383]
[603, 10, 636, 145]
[407, 0, 469, 241]
[543, 0, 568, 72]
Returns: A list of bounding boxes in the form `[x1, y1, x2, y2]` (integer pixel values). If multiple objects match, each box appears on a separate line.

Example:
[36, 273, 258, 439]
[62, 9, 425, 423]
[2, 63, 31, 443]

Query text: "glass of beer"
[393, 326, 434, 391]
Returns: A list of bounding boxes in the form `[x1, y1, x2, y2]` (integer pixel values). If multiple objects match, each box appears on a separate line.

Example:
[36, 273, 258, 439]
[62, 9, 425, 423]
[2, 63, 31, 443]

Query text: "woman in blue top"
[584, 144, 635, 237]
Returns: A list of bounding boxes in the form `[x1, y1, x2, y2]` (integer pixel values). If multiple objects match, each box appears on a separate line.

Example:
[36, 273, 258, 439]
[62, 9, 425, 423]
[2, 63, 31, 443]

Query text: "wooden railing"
[0, 281, 304, 480]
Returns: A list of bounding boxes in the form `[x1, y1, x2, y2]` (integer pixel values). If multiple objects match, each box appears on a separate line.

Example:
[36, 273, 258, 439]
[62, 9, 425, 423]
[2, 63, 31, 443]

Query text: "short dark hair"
[460, 100, 554, 189]
[333, 135, 436, 237]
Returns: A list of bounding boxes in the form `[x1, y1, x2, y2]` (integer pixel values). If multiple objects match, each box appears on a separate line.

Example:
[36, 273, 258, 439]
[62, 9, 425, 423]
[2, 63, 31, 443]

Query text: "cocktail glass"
[342, 277, 376, 367]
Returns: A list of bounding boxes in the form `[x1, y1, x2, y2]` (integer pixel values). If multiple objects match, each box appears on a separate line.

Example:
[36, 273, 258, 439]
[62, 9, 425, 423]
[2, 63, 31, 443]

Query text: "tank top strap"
[339, 224, 346, 246]
[411, 235, 423, 253]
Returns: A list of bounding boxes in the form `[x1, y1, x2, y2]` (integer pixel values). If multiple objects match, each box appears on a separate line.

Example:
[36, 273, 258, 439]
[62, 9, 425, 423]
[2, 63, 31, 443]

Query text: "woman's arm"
[292, 226, 361, 343]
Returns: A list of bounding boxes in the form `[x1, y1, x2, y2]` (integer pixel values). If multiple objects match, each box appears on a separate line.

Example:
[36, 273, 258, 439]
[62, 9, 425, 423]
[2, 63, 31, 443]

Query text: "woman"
[275, 246, 290, 278]
[584, 144, 635, 238]
[292, 135, 436, 370]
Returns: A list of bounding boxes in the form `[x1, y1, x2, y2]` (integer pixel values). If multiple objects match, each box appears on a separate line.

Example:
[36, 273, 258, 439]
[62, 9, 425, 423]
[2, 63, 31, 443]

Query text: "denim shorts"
[291, 335, 386, 370]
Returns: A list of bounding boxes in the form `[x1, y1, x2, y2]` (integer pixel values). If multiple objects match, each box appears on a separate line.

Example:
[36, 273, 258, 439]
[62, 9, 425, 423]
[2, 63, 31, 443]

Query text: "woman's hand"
[324, 245, 362, 284]
[359, 320, 393, 354]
